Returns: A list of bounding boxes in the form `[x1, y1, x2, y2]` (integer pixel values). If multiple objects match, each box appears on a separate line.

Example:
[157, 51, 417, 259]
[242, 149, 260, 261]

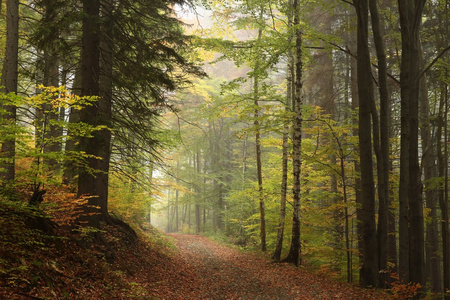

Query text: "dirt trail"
[154, 234, 384, 300]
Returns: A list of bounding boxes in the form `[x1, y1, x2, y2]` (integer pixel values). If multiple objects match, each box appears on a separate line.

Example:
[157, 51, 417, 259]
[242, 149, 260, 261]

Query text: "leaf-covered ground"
[149, 234, 387, 299]
[1, 197, 390, 299]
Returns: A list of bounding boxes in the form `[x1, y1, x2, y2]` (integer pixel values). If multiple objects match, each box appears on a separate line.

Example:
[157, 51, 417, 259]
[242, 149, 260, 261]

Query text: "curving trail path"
[149, 234, 385, 299]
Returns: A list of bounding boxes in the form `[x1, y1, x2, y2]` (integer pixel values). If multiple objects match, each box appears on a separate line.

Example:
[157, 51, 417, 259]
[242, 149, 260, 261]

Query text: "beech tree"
[353, 0, 378, 287]
[282, 0, 303, 267]
[397, 0, 427, 289]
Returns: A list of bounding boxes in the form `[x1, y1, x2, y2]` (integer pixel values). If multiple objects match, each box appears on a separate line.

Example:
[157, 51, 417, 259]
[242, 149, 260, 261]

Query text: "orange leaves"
[387, 271, 422, 299]
[160, 234, 388, 299]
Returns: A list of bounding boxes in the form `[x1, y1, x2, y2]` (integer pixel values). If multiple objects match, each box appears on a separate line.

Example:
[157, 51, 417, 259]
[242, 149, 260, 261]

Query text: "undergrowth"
[0, 186, 175, 299]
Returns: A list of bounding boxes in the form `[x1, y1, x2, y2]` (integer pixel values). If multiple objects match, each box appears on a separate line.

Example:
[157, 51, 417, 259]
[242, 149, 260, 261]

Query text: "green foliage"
[0, 86, 109, 198]
[108, 171, 153, 226]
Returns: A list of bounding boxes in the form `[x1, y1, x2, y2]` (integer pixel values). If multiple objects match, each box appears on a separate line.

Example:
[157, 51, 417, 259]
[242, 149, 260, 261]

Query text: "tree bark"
[419, 42, 442, 293]
[283, 0, 302, 267]
[195, 151, 202, 234]
[0, 0, 19, 198]
[397, 0, 426, 289]
[77, 0, 101, 228]
[252, 11, 266, 251]
[353, 0, 378, 287]
[272, 25, 294, 260]
[369, 0, 390, 288]
[97, 0, 114, 222]
[437, 80, 450, 299]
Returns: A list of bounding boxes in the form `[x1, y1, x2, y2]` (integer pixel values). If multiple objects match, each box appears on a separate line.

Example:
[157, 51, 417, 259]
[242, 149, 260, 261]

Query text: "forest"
[0, 0, 449, 299]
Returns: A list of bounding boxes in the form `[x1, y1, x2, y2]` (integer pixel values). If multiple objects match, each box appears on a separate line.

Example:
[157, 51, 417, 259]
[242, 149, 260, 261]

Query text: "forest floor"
[148, 233, 387, 300]
[0, 197, 391, 299]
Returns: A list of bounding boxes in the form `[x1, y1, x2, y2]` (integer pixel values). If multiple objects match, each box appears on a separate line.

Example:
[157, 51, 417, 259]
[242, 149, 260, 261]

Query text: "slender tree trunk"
[272, 25, 294, 260]
[349, 28, 363, 285]
[252, 17, 266, 251]
[283, 0, 302, 266]
[195, 151, 201, 234]
[354, 0, 378, 287]
[167, 189, 171, 232]
[338, 152, 351, 283]
[254, 95, 266, 251]
[343, 33, 354, 284]
[437, 80, 450, 299]
[419, 43, 442, 293]
[0, 0, 19, 198]
[253, 85, 266, 250]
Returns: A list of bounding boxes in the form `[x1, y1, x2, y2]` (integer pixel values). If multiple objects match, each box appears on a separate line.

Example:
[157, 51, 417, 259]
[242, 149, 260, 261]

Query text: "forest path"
[154, 234, 384, 300]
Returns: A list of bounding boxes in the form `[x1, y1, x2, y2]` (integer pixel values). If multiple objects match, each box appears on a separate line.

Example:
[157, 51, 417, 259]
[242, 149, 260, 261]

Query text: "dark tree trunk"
[437, 81, 450, 299]
[77, 0, 101, 228]
[0, 0, 19, 198]
[97, 0, 114, 222]
[397, 0, 426, 289]
[369, 0, 390, 288]
[353, 0, 378, 287]
[419, 43, 442, 293]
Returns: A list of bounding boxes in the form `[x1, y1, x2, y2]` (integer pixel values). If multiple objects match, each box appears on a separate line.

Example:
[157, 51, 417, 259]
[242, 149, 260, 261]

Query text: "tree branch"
[341, 0, 355, 7]
[419, 45, 450, 79]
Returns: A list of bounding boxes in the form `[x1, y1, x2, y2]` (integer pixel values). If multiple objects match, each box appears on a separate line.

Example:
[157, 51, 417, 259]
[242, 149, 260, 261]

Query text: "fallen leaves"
[0, 198, 390, 299]
[156, 234, 389, 299]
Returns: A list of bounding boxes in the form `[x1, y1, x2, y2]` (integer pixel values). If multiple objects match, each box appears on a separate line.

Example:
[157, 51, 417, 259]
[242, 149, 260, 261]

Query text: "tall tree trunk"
[77, 0, 101, 228]
[348, 25, 363, 285]
[437, 80, 450, 299]
[254, 74, 266, 252]
[0, 0, 19, 198]
[369, 0, 390, 288]
[419, 43, 442, 293]
[353, 0, 378, 287]
[195, 151, 202, 234]
[253, 15, 266, 251]
[272, 19, 294, 260]
[397, 0, 426, 289]
[283, 0, 302, 266]
[39, 0, 62, 175]
[97, 0, 114, 222]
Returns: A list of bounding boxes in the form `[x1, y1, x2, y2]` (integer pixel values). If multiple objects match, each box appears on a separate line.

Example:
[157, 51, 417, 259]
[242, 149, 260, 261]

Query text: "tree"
[253, 8, 267, 252]
[97, 0, 114, 221]
[397, 0, 426, 289]
[272, 0, 294, 260]
[76, 0, 101, 227]
[353, 0, 378, 287]
[368, 0, 391, 287]
[283, 0, 303, 267]
[0, 0, 19, 198]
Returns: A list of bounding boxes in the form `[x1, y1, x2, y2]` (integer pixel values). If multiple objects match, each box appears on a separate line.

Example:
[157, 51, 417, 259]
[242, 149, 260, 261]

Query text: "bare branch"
[419, 45, 450, 79]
